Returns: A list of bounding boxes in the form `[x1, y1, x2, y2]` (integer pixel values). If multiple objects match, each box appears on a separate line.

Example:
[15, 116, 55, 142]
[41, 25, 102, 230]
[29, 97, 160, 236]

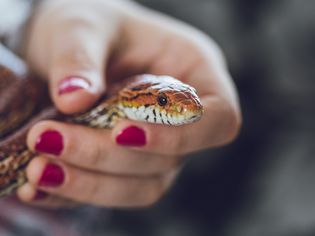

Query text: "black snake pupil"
[158, 95, 168, 106]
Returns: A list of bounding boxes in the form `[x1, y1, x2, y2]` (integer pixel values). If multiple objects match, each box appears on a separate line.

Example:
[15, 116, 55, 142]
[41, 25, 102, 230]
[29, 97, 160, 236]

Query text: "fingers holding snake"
[0, 0, 242, 207]
[26, 120, 180, 176]
[20, 156, 179, 208]
[17, 182, 78, 209]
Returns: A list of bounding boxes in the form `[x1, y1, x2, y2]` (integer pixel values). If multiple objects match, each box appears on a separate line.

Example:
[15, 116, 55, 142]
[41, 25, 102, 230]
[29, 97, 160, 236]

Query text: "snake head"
[118, 75, 204, 126]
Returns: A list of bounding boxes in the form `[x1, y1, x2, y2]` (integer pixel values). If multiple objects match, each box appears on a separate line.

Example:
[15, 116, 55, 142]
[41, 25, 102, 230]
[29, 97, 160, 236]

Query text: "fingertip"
[53, 90, 101, 114]
[17, 183, 47, 202]
[51, 76, 104, 114]
[26, 157, 49, 186]
[17, 184, 72, 208]
[48, 66, 107, 113]
[17, 183, 34, 202]
[112, 120, 148, 148]
[58, 76, 91, 95]
[27, 120, 63, 154]
[113, 119, 182, 155]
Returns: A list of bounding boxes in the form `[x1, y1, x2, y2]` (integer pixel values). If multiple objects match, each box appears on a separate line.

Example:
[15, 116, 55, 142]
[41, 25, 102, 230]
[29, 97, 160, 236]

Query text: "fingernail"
[39, 163, 65, 187]
[116, 126, 146, 147]
[58, 77, 90, 95]
[35, 130, 64, 156]
[33, 191, 48, 201]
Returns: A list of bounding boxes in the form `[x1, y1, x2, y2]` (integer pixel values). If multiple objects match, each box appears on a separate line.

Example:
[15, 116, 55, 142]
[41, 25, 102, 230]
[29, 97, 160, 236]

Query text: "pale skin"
[17, 0, 241, 208]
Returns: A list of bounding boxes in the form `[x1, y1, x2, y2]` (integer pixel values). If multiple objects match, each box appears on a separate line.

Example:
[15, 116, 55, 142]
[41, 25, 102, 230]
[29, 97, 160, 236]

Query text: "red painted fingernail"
[39, 163, 65, 187]
[58, 77, 90, 95]
[116, 126, 146, 147]
[33, 191, 48, 201]
[35, 130, 64, 156]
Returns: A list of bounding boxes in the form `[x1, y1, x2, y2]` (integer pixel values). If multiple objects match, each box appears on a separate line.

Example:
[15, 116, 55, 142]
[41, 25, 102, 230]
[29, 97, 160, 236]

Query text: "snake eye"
[157, 94, 168, 106]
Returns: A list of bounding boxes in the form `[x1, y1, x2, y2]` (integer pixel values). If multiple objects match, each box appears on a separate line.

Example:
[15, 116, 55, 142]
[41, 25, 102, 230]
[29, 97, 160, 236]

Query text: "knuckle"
[145, 115, 183, 156]
[221, 103, 242, 145]
[178, 38, 206, 62]
[227, 112, 242, 143]
[179, 38, 199, 53]
[85, 141, 105, 169]
[60, 130, 83, 164]
[101, 179, 141, 207]
[61, 134, 74, 159]
[162, 156, 180, 173]
[61, 128, 105, 169]
[162, 133, 183, 156]
[52, 47, 95, 71]
[139, 180, 164, 207]
[80, 177, 100, 203]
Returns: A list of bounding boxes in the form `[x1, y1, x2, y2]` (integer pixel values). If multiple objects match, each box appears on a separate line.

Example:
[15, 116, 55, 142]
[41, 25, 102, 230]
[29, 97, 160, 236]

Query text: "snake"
[0, 44, 203, 198]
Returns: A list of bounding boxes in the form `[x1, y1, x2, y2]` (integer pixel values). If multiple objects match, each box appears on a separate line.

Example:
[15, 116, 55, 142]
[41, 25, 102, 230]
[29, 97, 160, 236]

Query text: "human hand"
[17, 0, 241, 208]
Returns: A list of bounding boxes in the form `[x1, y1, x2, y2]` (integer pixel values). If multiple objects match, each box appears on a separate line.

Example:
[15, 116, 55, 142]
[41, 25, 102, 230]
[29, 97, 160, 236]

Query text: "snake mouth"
[172, 110, 203, 125]
[187, 112, 203, 123]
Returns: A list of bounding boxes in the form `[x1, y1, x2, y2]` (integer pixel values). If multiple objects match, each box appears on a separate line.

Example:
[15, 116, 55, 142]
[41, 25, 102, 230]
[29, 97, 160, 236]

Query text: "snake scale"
[0, 44, 203, 198]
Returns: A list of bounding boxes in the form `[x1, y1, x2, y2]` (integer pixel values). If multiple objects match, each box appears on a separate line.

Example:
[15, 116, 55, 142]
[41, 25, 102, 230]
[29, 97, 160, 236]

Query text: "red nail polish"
[116, 126, 146, 147]
[35, 130, 64, 156]
[33, 191, 48, 201]
[39, 163, 65, 187]
[58, 77, 90, 95]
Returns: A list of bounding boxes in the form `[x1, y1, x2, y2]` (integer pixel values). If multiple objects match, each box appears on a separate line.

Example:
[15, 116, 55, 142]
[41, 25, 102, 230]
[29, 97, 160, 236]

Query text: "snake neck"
[69, 96, 126, 128]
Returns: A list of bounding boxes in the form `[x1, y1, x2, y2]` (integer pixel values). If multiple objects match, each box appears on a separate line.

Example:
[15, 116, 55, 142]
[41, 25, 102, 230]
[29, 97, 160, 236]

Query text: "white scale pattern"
[74, 103, 191, 128]
[121, 105, 188, 126]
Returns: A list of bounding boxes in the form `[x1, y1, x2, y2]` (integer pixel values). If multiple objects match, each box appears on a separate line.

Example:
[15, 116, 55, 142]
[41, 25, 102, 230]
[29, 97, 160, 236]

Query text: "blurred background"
[2, 0, 315, 235]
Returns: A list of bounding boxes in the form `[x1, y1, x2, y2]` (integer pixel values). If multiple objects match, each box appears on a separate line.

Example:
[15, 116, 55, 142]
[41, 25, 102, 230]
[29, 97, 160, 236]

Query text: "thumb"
[48, 21, 116, 114]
